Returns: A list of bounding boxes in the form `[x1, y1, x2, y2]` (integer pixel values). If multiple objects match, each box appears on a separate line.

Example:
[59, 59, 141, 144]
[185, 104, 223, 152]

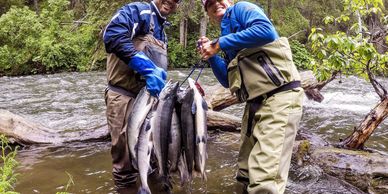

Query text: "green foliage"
[0, 6, 42, 75]
[0, 0, 96, 75]
[168, 38, 198, 68]
[290, 40, 313, 69]
[308, 0, 388, 81]
[0, 0, 24, 15]
[0, 135, 19, 194]
[0, 0, 385, 75]
[272, 6, 309, 40]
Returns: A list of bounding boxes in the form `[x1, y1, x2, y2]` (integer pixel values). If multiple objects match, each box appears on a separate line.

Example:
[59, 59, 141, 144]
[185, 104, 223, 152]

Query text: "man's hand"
[129, 52, 167, 97]
[197, 37, 220, 60]
[144, 66, 167, 97]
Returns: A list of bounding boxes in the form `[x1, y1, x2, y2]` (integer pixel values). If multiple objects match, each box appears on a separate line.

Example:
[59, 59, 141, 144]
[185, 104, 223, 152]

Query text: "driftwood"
[0, 109, 240, 145]
[207, 110, 241, 131]
[205, 71, 324, 111]
[339, 96, 388, 149]
[0, 109, 61, 145]
[0, 109, 110, 145]
[338, 63, 388, 149]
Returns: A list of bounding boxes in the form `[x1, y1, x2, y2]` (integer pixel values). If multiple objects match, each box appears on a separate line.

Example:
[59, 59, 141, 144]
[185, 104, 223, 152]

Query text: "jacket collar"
[151, 1, 167, 21]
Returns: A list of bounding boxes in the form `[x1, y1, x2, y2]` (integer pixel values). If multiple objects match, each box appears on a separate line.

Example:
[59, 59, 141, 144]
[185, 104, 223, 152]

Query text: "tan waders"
[105, 12, 168, 190]
[105, 89, 137, 188]
[237, 89, 303, 194]
[227, 38, 303, 194]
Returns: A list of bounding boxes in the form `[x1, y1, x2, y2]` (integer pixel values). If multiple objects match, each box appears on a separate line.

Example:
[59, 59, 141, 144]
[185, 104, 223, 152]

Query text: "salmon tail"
[137, 186, 151, 194]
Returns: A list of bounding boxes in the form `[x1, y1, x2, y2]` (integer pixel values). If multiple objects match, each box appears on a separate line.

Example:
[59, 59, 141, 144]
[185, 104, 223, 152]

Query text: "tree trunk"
[33, 0, 39, 15]
[199, 15, 207, 37]
[184, 18, 188, 48]
[367, 13, 388, 54]
[267, 0, 272, 18]
[338, 96, 388, 149]
[179, 18, 185, 46]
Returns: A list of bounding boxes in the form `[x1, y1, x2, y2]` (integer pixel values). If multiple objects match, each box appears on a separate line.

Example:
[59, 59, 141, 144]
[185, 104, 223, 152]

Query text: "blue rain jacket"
[103, 1, 169, 64]
[209, 1, 279, 88]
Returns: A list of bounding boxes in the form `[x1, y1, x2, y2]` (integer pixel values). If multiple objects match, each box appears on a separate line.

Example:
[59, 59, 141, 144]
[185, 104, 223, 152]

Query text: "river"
[0, 69, 387, 193]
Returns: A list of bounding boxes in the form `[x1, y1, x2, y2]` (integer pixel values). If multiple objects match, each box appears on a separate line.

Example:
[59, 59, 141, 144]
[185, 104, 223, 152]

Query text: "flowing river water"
[0, 69, 387, 193]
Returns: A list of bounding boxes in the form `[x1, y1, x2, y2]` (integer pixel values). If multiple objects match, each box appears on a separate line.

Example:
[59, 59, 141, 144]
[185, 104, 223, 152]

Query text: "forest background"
[0, 0, 387, 76]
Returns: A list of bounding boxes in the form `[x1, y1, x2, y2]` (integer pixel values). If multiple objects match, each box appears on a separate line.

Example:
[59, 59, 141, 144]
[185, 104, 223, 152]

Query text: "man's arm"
[208, 55, 229, 88]
[218, 2, 279, 51]
[103, 5, 140, 64]
[103, 4, 167, 97]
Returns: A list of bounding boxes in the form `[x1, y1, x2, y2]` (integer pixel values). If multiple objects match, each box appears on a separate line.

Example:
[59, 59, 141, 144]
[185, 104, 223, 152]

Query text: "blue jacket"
[103, 1, 169, 64]
[209, 1, 279, 87]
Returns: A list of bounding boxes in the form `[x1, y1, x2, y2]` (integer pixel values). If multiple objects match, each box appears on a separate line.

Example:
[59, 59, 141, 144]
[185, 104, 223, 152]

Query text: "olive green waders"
[226, 38, 303, 194]
[237, 89, 303, 194]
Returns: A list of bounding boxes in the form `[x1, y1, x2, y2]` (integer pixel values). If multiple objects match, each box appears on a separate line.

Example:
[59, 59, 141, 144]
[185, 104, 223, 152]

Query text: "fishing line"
[195, 62, 205, 82]
[180, 65, 197, 87]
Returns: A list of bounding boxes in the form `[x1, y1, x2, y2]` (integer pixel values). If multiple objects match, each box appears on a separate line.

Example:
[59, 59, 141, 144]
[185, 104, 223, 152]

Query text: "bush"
[290, 40, 313, 70]
[0, 0, 95, 76]
[0, 135, 19, 194]
[272, 7, 309, 42]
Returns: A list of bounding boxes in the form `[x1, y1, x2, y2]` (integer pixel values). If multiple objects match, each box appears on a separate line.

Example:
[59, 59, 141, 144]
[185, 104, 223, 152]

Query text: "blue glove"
[208, 55, 229, 88]
[129, 52, 167, 96]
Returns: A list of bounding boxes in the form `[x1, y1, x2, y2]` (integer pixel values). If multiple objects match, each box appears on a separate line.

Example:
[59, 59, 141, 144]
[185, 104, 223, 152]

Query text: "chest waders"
[104, 10, 168, 190]
[106, 13, 168, 97]
[229, 38, 304, 194]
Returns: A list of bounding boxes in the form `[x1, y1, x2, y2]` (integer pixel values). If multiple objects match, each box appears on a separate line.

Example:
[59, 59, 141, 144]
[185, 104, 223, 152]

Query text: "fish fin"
[201, 98, 208, 111]
[196, 136, 201, 145]
[147, 166, 153, 175]
[137, 187, 151, 194]
[132, 159, 138, 170]
[191, 102, 197, 114]
[161, 176, 173, 193]
[145, 121, 151, 132]
[202, 136, 207, 144]
[202, 171, 208, 182]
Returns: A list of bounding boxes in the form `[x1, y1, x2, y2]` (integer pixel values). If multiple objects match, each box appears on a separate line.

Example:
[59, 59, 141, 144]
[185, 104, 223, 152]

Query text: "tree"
[309, 0, 388, 149]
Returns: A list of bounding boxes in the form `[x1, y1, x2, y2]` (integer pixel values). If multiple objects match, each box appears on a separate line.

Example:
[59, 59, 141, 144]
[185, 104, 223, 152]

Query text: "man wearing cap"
[198, 0, 303, 194]
[103, 0, 180, 193]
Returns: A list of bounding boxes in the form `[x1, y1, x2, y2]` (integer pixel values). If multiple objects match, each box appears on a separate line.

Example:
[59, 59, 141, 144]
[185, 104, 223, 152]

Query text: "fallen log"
[338, 96, 388, 149]
[0, 109, 61, 145]
[2, 109, 387, 192]
[0, 109, 241, 145]
[207, 110, 241, 131]
[205, 71, 324, 111]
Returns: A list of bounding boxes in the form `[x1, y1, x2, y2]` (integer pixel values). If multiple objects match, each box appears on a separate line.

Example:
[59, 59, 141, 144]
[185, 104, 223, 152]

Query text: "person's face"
[154, 0, 180, 16]
[206, 0, 231, 24]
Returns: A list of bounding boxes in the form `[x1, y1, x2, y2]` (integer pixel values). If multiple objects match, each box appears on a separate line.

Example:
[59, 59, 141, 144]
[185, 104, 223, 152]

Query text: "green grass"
[0, 135, 19, 194]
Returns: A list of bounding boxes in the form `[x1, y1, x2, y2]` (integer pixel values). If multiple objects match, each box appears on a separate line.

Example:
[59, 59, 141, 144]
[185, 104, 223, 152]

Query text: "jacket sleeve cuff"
[218, 36, 230, 51]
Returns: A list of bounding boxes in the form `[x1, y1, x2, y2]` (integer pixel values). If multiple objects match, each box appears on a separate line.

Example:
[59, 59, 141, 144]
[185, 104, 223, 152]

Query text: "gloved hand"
[129, 52, 167, 96]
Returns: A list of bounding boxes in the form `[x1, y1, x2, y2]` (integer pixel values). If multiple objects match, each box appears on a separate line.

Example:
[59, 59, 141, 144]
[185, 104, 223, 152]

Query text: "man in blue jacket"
[198, 0, 304, 193]
[103, 0, 180, 192]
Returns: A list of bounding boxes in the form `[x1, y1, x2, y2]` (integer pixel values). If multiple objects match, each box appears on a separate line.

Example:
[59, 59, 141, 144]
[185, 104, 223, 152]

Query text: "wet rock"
[293, 130, 388, 193]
